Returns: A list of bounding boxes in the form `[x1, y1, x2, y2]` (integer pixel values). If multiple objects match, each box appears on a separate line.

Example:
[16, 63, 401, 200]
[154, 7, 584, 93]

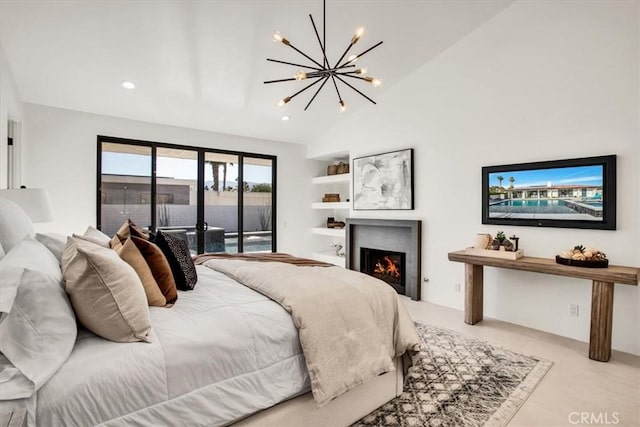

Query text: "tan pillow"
[110, 219, 149, 248]
[61, 237, 151, 343]
[132, 236, 178, 305]
[112, 238, 166, 307]
[80, 226, 111, 248]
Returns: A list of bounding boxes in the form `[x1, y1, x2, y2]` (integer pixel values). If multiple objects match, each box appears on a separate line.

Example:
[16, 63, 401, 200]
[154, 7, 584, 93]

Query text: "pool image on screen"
[487, 165, 604, 221]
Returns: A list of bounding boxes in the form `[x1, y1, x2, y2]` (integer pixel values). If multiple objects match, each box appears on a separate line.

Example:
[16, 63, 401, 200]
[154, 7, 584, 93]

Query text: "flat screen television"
[482, 155, 616, 230]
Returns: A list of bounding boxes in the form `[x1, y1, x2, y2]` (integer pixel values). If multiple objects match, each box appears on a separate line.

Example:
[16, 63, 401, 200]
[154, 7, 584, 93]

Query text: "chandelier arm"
[267, 58, 323, 72]
[335, 73, 370, 81]
[309, 15, 330, 68]
[304, 76, 331, 111]
[334, 70, 362, 76]
[330, 74, 343, 102]
[286, 42, 324, 68]
[323, 0, 326, 60]
[307, 65, 354, 78]
[334, 75, 377, 105]
[288, 76, 326, 100]
[264, 75, 325, 84]
[337, 41, 383, 68]
[332, 42, 356, 69]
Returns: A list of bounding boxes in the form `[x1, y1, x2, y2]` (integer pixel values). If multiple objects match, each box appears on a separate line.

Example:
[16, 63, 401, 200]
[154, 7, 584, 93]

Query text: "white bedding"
[34, 265, 310, 427]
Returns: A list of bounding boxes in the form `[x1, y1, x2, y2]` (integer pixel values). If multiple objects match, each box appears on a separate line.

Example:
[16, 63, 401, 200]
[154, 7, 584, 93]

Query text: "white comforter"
[34, 265, 309, 426]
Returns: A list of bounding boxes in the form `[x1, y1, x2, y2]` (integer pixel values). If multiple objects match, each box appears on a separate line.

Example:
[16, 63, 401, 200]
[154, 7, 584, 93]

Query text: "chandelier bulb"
[277, 96, 292, 108]
[356, 67, 368, 75]
[347, 54, 359, 64]
[351, 27, 365, 44]
[272, 32, 290, 46]
[339, 100, 346, 113]
[295, 71, 307, 81]
[366, 77, 382, 87]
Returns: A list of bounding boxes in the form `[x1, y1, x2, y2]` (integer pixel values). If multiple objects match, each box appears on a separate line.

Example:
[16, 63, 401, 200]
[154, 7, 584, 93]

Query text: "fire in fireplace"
[360, 247, 406, 294]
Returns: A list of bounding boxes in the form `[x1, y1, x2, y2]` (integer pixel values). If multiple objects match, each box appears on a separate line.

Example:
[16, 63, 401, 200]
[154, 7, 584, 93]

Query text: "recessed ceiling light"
[281, 115, 291, 121]
[121, 80, 136, 90]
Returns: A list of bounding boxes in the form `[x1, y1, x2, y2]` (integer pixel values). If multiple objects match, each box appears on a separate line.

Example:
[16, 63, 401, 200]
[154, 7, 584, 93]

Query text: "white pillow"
[0, 237, 60, 318]
[0, 268, 77, 399]
[0, 198, 35, 253]
[35, 233, 67, 264]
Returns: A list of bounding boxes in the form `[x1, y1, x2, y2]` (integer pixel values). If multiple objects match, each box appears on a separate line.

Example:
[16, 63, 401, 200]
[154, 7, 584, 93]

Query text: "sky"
[102, 153, 272, 184]
[489, 165, 603, 188]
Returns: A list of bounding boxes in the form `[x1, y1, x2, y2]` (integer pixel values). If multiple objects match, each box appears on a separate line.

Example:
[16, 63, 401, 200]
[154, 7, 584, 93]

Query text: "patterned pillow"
[151, 231, 197, 291]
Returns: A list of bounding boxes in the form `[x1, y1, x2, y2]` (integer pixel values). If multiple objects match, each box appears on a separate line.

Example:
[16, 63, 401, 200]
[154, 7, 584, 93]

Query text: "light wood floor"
[401, 298, 640, 427]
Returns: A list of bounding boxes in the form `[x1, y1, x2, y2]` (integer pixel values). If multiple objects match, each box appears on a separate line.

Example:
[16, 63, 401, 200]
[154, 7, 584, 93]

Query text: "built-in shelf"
[311, 227, 346, 237]
[311, 173, 351, 185]
[312, 251, 346, 268]
[310, 154, 351, 269]
[312, 202, 350, 210]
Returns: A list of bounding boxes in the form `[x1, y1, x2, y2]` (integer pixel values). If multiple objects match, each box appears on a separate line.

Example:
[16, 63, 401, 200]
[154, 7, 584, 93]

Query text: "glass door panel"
[204, 152, 239, 253]
[243, 157, 274, 253]
[155, 147, 198, 254]
[100, 143, 152, 236]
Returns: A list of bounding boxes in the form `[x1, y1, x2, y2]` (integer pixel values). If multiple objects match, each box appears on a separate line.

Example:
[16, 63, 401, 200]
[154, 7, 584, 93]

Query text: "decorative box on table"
[464, 247, 524, 260]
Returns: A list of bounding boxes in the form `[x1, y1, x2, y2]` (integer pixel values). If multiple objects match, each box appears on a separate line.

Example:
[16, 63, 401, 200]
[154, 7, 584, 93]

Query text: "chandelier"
[264, 0, 383, 112]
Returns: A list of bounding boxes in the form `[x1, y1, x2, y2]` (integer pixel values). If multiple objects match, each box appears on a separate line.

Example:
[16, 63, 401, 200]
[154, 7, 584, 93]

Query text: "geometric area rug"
[352, 322, 553, 427]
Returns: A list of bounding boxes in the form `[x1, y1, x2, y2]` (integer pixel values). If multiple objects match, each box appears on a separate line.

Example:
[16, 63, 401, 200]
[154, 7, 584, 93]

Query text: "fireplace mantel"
[345, 218, 422, 300]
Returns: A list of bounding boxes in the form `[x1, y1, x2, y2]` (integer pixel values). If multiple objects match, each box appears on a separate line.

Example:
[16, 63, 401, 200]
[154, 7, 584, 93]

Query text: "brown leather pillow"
[110, 219, 149, 248]
[132, 236, 178, 304]
[112, 238, 166, 307]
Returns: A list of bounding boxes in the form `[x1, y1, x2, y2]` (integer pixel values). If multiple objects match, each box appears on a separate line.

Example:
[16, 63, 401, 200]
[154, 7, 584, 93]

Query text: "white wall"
[310, 0, 640, 355]
[21, 103, 318, 256]
[0, 44, 24, 188]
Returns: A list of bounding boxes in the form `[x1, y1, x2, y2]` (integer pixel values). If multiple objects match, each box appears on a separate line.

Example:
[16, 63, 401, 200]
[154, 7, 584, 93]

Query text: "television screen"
[482, 155, 616, 230]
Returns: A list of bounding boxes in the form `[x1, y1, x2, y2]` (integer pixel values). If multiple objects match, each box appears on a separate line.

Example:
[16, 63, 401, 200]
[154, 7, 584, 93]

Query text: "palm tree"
[496, 175, 504, 188]
[205, 161, 228, 192]
[509, 176, 515, 189]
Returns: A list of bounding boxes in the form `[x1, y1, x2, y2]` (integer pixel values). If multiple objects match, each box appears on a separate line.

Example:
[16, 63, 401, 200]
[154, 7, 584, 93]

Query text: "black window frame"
[96, 135, 277, 253]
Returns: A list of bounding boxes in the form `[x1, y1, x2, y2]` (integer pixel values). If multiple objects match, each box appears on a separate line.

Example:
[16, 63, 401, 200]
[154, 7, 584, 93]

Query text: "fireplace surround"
[346, 218, 422, 300]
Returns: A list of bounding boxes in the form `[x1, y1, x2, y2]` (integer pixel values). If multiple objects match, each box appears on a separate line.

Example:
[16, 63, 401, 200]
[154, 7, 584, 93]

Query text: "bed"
[0, 198, 419, 426]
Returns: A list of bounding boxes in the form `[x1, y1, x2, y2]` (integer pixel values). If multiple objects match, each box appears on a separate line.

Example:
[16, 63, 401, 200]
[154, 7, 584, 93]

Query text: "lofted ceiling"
[0, 0, 513, 144]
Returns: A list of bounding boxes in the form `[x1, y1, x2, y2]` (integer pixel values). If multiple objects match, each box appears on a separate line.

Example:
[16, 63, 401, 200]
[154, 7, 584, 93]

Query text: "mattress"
[34, 265, 310, 426]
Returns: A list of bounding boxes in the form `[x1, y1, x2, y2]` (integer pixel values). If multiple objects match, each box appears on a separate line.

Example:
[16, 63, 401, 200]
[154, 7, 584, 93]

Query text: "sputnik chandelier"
[264, 0, 383, 112]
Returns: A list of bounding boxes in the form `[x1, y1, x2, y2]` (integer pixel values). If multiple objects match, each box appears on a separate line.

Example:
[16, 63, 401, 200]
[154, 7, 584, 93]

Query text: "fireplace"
[360, 247, 406, 294]
[346, 218, 421, 300]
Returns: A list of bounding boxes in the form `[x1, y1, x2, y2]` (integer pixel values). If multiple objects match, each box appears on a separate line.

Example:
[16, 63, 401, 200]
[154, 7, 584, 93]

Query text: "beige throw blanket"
[201, 258, 420, 406]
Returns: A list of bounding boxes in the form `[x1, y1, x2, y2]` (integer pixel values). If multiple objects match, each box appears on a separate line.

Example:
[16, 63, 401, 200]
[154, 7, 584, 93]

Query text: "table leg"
[589, 280, 614, 362]
[464, 263, 483, 325]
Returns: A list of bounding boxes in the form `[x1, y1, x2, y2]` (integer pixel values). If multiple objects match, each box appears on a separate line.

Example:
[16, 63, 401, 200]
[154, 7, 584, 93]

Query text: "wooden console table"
[447, 250, 639, 362]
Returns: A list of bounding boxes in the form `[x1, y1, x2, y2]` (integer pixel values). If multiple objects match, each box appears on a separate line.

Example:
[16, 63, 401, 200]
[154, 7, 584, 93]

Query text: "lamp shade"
[0, 188, 54, 222]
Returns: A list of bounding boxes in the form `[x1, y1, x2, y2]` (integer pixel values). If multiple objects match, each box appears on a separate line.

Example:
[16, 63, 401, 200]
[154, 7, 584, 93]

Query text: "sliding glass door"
[155, 147, 199, 253]
[97, 136, 276, 254]
[243, 156, 275, 253]
[203, 152, 239, 253]
[99, 142, 152, 236]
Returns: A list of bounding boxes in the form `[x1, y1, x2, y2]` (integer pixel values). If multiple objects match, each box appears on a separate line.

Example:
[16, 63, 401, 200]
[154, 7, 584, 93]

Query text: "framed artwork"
[353, 148, 414, 210]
